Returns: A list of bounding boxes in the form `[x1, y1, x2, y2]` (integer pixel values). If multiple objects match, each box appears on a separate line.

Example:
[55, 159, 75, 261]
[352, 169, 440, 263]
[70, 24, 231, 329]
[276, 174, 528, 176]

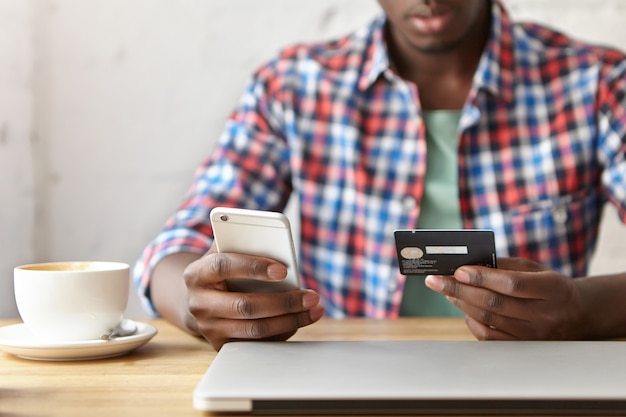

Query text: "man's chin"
[413, 38, 464, 55]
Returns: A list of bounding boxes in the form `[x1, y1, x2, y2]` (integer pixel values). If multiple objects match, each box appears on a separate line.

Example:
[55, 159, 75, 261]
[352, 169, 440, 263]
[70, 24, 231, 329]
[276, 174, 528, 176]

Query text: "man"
[134, 0, 626, 350]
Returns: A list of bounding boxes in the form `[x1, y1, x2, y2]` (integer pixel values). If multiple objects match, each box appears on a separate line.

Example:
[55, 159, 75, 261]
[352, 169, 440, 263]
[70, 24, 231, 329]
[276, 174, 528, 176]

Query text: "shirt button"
[553, 206, 568, 224]
[402, 196, 417, 211]
[387, 280, 398, 292]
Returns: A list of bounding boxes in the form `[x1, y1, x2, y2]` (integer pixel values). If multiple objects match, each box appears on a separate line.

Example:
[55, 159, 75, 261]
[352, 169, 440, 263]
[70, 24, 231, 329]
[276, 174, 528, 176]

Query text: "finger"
[447, 294, 534, 331]
[496, 257, 552, 272]
[453, 266, 554, 299]
[189, 288, 321, 320]
[428, 275, 537, 321]
[464, 315, 518, 340]
[200, 306, 325, 350]
[184, 252, 288, 286]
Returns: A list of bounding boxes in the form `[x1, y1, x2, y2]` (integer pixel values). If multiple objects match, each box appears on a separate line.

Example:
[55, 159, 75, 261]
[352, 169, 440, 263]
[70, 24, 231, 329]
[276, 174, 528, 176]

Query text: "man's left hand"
[425, 257, 588, 340]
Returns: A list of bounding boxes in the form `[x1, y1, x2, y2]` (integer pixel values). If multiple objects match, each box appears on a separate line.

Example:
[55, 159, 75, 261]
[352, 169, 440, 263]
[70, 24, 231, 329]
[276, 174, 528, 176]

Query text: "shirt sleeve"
[133, 65, 294, 316]
[597, 55, 626, 223]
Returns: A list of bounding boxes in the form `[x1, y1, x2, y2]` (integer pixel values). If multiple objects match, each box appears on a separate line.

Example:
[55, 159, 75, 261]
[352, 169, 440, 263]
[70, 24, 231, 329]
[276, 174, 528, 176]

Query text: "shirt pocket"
[503, 190, 600, 276]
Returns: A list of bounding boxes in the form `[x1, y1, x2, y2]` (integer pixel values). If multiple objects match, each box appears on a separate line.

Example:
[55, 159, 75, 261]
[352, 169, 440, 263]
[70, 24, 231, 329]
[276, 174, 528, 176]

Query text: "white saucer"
[0, 319, 157, 361]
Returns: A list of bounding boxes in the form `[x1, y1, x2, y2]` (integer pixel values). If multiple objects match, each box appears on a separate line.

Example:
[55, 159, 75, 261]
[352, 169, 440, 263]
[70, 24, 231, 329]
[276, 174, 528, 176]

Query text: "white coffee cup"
[14, 261, 130, 342]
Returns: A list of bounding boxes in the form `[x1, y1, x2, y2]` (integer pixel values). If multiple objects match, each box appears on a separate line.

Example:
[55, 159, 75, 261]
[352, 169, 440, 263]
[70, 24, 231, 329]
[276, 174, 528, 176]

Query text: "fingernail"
[424, 275, 443, 291]
[455, 268, 471, 284]
[302, 290, 319, 309]
[266, 263, 287, 280]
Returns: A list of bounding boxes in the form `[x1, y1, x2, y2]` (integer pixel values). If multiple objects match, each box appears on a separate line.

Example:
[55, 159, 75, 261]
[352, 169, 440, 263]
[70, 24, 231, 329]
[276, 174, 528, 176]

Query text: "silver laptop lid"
[193, 340, 626, 414]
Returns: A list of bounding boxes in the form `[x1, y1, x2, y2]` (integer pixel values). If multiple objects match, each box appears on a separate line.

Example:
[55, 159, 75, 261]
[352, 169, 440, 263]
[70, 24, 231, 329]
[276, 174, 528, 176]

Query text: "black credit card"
[394, 229, 497, 275]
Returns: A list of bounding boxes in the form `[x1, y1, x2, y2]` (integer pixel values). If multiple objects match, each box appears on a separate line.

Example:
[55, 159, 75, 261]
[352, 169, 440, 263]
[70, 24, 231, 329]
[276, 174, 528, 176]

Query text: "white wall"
[0, 1, 34, 318]
[1, 0, 625, 319]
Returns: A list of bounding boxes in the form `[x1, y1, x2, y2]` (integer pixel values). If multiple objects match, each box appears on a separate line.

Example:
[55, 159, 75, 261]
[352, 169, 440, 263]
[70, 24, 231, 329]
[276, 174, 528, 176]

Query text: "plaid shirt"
[135, 1, 626, 318]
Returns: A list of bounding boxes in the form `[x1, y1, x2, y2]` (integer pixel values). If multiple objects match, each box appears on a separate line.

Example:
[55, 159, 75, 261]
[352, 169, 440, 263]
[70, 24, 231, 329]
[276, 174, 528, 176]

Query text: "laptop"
[193, 340, 626, 415]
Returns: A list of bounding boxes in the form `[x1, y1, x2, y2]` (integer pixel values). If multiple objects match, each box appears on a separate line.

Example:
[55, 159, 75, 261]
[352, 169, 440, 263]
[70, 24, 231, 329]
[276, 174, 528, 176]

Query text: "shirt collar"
[357, 14, 390, 91]
[358, 0, 516, 103]
[473, 0, 516, 103]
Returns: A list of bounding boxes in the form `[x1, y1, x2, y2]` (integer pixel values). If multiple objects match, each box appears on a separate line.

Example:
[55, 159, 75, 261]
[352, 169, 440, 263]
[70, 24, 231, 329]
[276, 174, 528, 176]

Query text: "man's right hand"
[182, 246, 325, 351]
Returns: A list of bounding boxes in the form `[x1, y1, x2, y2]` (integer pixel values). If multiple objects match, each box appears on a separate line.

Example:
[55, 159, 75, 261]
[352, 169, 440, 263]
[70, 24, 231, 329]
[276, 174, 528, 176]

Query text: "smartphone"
[209, 207, 301, 293]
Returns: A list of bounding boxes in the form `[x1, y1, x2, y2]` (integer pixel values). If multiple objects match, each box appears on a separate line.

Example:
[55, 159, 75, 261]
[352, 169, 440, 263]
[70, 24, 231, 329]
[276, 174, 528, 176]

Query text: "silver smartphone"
[209, 207, 301, 293]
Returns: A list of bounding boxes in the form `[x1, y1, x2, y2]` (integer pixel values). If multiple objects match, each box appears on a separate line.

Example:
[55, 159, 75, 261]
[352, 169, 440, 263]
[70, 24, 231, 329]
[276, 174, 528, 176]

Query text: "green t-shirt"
[399, 110, 465, 317]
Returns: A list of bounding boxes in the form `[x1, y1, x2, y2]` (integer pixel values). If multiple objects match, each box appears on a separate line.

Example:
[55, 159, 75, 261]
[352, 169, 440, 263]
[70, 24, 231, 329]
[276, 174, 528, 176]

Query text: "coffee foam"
[19, 262, 121, 272]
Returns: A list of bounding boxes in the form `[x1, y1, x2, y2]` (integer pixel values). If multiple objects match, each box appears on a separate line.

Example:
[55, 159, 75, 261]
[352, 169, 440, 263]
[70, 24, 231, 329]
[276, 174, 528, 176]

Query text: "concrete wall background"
[1, 0, 625, 319]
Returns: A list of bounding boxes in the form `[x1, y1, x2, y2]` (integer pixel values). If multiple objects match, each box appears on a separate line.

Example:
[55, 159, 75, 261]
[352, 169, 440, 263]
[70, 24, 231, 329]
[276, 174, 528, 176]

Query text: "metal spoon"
[100, 318, 138, 341]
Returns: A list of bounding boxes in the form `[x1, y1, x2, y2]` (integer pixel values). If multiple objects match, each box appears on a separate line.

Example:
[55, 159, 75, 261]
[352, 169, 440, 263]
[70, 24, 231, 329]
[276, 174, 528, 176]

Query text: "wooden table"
[1, 318, 475, 416]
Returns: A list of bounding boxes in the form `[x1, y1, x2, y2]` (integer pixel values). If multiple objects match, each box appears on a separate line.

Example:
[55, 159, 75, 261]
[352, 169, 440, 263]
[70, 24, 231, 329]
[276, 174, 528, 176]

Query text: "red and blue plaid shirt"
[135, 1, 626, 318]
